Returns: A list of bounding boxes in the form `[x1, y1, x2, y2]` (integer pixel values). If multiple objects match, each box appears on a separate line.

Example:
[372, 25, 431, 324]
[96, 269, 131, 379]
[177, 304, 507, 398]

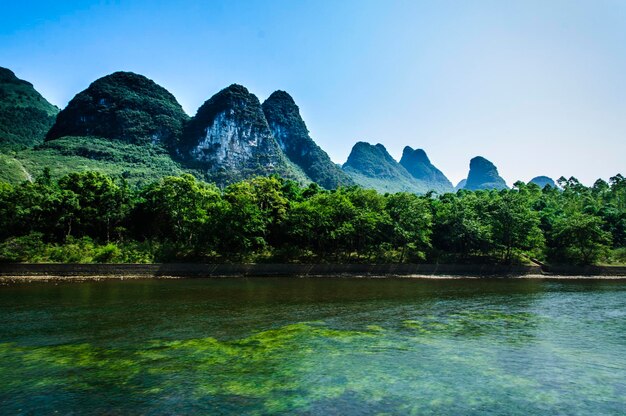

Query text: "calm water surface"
[0, 277, 624, 415]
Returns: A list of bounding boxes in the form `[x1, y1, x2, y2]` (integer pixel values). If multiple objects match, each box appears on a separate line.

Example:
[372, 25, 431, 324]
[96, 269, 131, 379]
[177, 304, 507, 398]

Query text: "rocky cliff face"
[342, 142, 427, 193]
[180, 84, 306, 184]
[463, 156, 508, 190]
[529, 176, 556, 188]
[0, 67, 59, 149]
[46, 71, 188, 149]
[262, 90, 353, 189]
[399, 146, 453, 193]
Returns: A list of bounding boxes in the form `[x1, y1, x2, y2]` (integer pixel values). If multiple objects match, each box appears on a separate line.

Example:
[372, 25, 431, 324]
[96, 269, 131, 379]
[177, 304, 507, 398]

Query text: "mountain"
[342, 142, 427, 193]
[399, 146, 453, 193]
[3, 71, 192, 186]
[529, 176, 556, 188]
[0, 67, 59, 150]
[463, 156, 508, 191]
[455, 179, 467, 191]
[46, 71, 189, 150]
[262, 90, 353, 189]
[180, 84, 307, 185]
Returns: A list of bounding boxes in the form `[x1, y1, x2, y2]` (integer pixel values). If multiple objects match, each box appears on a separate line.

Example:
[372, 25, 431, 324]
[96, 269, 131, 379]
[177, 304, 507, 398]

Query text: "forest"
[0, 170, 624, 265]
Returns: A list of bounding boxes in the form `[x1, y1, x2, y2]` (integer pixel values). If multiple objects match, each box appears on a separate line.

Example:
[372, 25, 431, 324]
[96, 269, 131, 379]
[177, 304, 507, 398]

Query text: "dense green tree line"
[0, 171, 624, 265]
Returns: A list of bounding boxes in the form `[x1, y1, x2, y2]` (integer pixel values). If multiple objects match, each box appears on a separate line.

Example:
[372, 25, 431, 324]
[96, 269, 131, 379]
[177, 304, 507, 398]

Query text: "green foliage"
[343, 142, 428, 194]
[0, 153, 30, 183]
[0, 67, 58, 150]
[134, 174, 223, 258]
[0, 233, 155, 263]
[489, 183, 544, 262]
[2, 136, 195, 187]
[57, 171, 131, 241]
[550, 213, 612, 265]
[432, 191, 494, 261]
[607, 247, 626, 265]
[0, 233, 46, 262]
[46, 72, 188, 150]
[464, 156, 508, 191]
[399, 147, 454, 194]
[262, 90, 354, 189]
[385, 192, 433, 262]
[0, 170, 623, 265]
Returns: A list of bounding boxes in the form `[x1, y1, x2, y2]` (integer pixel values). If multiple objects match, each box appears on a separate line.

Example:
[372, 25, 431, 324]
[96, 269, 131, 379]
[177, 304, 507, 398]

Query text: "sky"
[1, 0, 625, 185]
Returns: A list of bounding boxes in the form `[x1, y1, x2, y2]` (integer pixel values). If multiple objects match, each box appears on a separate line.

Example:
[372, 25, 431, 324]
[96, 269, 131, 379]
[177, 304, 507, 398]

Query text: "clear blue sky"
[2, 0, 625, 185]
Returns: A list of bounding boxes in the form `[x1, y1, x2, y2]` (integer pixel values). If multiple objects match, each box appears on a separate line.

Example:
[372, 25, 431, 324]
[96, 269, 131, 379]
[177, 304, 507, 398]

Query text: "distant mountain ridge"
[399, 146, 453, 194]
[342, 142, 428, 194]
[529, 176, 556, 188]
[460, 156, 508, 191]
[0, 66, 552, 193]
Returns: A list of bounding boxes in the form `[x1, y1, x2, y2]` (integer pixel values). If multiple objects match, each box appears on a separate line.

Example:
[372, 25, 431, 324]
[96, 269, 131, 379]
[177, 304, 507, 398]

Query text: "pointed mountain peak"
[342, 141, 427, 193]
[262, 91, 353, 188]
[402, 146, 430, 162]
[266, 90, 296, 105]
[464, 156, 508, 190]
[469, 156, 496, 170]
[181, 84, 306, 185]
[221, 83, 251, 95]
[399, 146, 453, 193]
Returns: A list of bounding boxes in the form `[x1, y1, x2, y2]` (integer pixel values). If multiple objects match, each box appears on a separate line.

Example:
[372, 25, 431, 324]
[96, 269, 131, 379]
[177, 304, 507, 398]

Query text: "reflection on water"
[0, 278, 625, 414]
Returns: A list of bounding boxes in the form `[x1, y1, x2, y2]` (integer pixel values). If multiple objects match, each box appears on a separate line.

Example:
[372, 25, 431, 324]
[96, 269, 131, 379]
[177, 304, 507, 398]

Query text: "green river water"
[0, 277, 624, 415]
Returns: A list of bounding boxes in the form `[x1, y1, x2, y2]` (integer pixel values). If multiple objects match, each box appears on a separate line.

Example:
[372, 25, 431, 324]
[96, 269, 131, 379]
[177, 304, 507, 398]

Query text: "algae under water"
[0, 278, 624, 415]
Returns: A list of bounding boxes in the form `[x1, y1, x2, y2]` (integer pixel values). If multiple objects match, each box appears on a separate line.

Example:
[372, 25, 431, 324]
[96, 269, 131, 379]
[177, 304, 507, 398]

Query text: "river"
[0, 277, 624, 414]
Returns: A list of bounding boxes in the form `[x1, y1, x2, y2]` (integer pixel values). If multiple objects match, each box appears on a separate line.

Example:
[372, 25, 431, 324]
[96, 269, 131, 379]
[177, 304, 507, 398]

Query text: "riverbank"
[1, 263, 625, 282]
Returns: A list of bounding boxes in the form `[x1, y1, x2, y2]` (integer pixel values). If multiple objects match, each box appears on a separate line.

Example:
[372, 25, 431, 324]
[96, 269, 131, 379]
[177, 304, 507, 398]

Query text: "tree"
[432, 191, 493, 260]
[219, 178, 288, 260]
[551, 212, 612, 264]
[489, 185, 544, 263]
[135, 174, 222, 251]
[58, 171, 128, 242]
[385, 193, 432, 262]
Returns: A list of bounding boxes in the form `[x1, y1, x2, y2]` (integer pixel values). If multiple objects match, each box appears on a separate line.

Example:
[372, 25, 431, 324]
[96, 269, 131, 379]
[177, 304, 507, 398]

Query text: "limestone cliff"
[180, 84, 306, 184]
[262, 90, 353, 189]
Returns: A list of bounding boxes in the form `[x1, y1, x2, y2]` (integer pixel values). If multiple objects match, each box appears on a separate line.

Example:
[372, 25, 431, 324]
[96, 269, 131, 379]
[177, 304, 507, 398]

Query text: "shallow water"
[0, 278, 624, 415]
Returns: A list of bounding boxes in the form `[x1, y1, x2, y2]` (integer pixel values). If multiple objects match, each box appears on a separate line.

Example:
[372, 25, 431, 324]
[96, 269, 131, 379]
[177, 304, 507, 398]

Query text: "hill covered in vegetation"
[461, 156, 509, 191]
[262, 90, 354, 189]
[0, 66, 603, 196]
[399, 146, 454, 194]
[342, 142, 428, 194]
[46, 71, 189, 150]
[529, 176, 556, 188]
[0, 67, 59, 150]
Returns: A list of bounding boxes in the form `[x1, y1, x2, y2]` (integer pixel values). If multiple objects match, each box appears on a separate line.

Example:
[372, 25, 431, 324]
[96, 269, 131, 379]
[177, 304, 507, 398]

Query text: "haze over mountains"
[0, 67, 558, 191]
